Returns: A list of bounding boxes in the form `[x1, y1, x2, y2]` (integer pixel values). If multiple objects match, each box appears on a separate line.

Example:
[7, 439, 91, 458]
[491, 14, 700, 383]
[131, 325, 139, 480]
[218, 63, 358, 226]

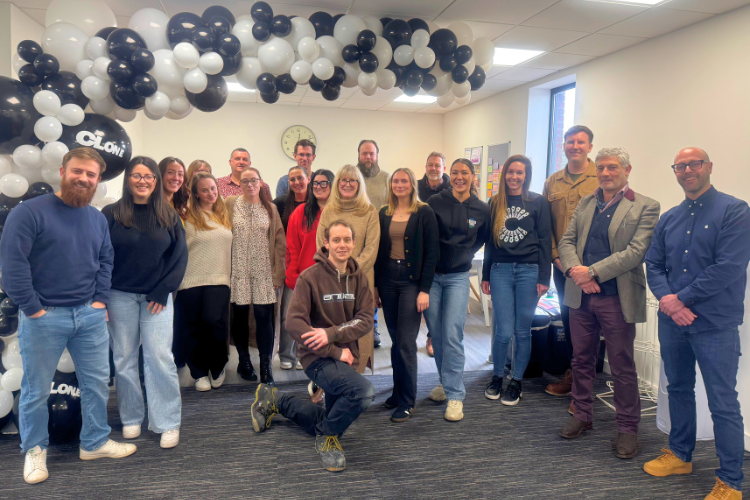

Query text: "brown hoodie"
[286, 247, 374, 370]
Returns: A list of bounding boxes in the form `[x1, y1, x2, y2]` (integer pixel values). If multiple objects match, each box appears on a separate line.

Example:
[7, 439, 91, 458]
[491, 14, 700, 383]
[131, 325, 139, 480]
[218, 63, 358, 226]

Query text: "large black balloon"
[202, 5, 236, 27]
[216, 34, 241, 57]
[468, 66, 486, 91]
[275, 74, 296, 94]
[405, 68, 423, 88]
[256, 72, 276, 93]
[252, 22, 272, 42]
[383, 20, 412, 49]
[439, 53, 457, 72]
[41, 71, 88, 108]
[107, 59, 134, 85]
[260, 90, 279, 104]
[421, 73, 437, 91]
[455, 45, 473, 65]
[167, 12, 206, 49]
[342, 44, 360, 63]
[132, 73, 158, 98]
[58, 114, 132, 181]
[452, 65, 469, 84]
[408, 18, 430, 34]
[0, 297, 18, 317]
[359, 53, 379, 74]
[48, 371, 82, 445]
[130, 49, 155, 73]
[271, 15, 292, 36]
[219, 52, 242, 76]
[321, 84, 340, 101]
[22, 182, 53, 202]
[33, 53, 60, 78]
[110, 81, 144, 110]
[388, 63, 406, 86]
[192, 27, 216, 53]
[95, 26, 118, 40]
[17, 64, 45, 87]
[208, 16, 232, 38]
[308, 75, 325, 92]
[309, 12, 334, 38]
[106, 29, 146, 61]
[17, 40, 42, 64]
[0, 194, 22, 223]
[0, 312, 18, 337]
[402, 84, 420, 97]
[356, 30, 376, 52]
[428, 29, 458, 56]
[251, 1, 274, 24]
[185, 74, 228, 112]
[327, 66, 346, 87]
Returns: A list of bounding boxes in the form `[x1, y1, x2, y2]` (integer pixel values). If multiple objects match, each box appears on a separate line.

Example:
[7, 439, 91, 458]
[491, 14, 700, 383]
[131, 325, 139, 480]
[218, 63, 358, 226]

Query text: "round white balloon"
[57, 104, 85, 126]
[316, 36, 344, 67]
[0, 173, 30, 198]
[414, 47, 436, 69]
[45, 0, 116, 37]
[92, 182, 107, 204]
[113, 105, 137, 122]
[199, 52, 224, 75]
[151, 49, 187, 98]
[427, 66, 452, 97]
[85, 36, 107, 61]
[232, 19, 264, 57]
[75, 59, 95, 80]
[89, 94, 116, 115]
[376, 69, 396, 90]
[12, 53, 26, 75]
[394, 45, 414, 67]
[42, 142, 69, 166]
[0, 389, 12, 418]
[358, 71, 377, 90]
[169, 94, 191, 115]
[98, 196, 117, 206]
[41, 162, 63, 184]
[33, 90, 62, 117]
[452, 80, 471, 98]
[13, 145, 42, 169]
[173, 42, 200, 70]
[56, 348, 76, 373]
[2, 339, 22, 369]
[258, 37, 296, 76]
[145, 91, 171, 116]
[447, 21, 473, 47]
[361, 85, 377, 96]
[1, 367, 23, 392]
[371, 36, 393, 68]
[143, 109, 163, 121]
[41, 22, 89, 73]
[297, 37, 320, 64]
[362, 16, 383, 37]
[342, 63, 360, 88]
[165, 106, 192, 120]
[92, 57, 111, 80]
[283, 17, 316, 52]
[456, 93, 471, 105]
[290, 60, 313, 85]
[438, 92, 455, 108]
[183, 68, 208, 94]
[235, 57, 265, 90]
[128, 8, 170, 52]
[311, 58, 334, 81]
[411, 29, 430, 49]
[34, 116, 63, 143]
[333, 15, 366, 47]
[0, 156, 12, 178]
[81, 75, 109, 100]
[470, 38, 495, 67]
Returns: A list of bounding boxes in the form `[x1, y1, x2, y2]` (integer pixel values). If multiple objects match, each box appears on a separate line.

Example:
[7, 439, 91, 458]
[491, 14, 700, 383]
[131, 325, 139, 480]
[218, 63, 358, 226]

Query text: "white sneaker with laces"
[24, 445, 49, 484]
[80, 439, 137, 460]
[122, 424, 141, 439]
[295, 360, 303, 370]
[160, 429, 180, 449]
[279, 360, 293, 370]
[429, 385, 447, 402]
[445, 400, 464, 422]
[210, 369, 225, 389]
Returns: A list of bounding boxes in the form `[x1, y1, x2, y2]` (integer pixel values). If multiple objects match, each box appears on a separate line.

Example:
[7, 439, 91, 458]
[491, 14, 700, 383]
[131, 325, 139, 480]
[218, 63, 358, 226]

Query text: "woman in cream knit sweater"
[316, 164, 380, 373]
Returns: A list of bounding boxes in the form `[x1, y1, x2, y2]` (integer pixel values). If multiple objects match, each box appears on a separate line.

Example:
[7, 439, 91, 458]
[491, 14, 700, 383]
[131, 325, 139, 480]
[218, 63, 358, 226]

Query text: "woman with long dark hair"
[159, 157, 188, 219]
[103, 156, 188, 449]
[225, 167, 285, 384]
[273, 166, 310, 232]
[374, 167, 439, 422]
[424, 158, 491, 422]
[481, 155, 551, 406]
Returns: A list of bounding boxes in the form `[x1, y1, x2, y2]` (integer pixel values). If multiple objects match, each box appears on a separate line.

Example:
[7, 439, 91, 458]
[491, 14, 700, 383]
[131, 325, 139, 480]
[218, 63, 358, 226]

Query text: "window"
[546, 83, 576, 176]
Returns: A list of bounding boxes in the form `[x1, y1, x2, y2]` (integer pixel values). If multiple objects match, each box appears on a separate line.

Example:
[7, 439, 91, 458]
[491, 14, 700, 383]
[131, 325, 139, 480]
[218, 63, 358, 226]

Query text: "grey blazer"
[558, 191, 660, 324]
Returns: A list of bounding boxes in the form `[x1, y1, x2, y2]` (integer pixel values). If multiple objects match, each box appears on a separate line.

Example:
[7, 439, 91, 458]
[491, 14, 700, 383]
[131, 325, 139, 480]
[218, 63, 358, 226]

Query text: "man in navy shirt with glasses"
[644, 147, 750, 500]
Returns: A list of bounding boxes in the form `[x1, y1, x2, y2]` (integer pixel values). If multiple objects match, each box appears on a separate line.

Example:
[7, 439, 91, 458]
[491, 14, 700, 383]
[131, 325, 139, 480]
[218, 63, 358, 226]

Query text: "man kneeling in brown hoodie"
[251, 220, 375, 472]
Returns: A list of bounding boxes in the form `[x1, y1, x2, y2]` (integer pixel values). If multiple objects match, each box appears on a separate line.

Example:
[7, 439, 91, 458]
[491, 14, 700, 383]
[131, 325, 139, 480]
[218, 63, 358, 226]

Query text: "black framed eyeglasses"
[129, 173, 155, 182]
[671, 160, 708, 173]
[339, 179, 359, 186]
[312, 181, 330, 188]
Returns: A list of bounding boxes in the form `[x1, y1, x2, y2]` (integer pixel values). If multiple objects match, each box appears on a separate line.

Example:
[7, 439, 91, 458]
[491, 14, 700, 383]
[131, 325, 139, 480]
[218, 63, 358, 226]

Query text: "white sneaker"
[210, 369, 225, 389]
[80, 439, 137, 460]
[122, 424, 141, 439]
[279, 360, 293, 370]
[195, 376, 211, 392]
[160, 429, 180, 449]
[429, 385, 447, 402]
[445, 400, 464, 422]
[295, 360, 303, 370]
[24, 446, 48, 484]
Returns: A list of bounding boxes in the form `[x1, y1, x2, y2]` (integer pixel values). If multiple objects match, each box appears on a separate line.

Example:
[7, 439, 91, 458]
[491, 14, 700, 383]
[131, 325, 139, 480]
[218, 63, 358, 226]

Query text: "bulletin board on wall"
[487, 142, 511, 200]
[464, 146, 483, 195]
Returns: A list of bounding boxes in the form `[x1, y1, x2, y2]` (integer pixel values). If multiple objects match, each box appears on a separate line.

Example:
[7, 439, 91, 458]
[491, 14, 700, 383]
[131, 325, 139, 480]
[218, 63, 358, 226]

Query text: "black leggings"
[231, 303, 274, 356]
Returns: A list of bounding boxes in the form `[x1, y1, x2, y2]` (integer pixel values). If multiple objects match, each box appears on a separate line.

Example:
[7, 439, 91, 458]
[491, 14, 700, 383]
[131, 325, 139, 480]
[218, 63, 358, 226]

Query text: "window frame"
[546, 82, 577, 177]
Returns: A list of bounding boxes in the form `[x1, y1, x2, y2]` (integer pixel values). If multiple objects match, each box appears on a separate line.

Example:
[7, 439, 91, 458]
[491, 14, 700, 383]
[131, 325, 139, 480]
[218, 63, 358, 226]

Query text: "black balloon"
[106, 29, 146, 61]
[359, 53, 379, 73]
[18, 64, 45, 87]
[192, 27, 216, 52]
[356, 30, 377, 52]
[22, 182, 53, 202]
[260, 90, 279, 104]
[33, 53, 59, 78]
[202, 5, 236, 27]
[110, 80, 144, 109]
[402, 84, 420, 97]
[275, 74, 296, 94]
[342, 44, 361, 63]
[309, 11, 334, 38]
[251, 1, 274, 24]
[428, 28, 458, 56]
[0, 297, 18, 318]
[439, 53, 457, 72]
[321, 84, 340, 101]
[271, 15, 292, 36]
[167, 12, 206, 49]
[452, 65, 469, 84]
[421, 73, 437, 91]
[408, 18, 430, 34]
[130, 49, 154, 73]
[309, 75, 325, 92]
[468, 66, 486, 91]
[17, 40, 42, 64]
[58, 114, 132, 181]
[327, 66, 346, 87]
[252, 22, 272, 42]
[131, 73, 158, 98]
[383, 19, 412, 49]
[107, 59, 134, 85]
[219, 52, 242, 76]
[388, 64, 406, 86]
[0, 311, 18, 337]
[405, 68, 423, 88]
[0, 199, 14, 226]
[216, 34, 241, 57]
[95, 26, 118, 39]
[455, 45, 473, 65]
[185, 74, 228, 112]
[208, 16, 232, 38]
[256, 73, 276, 93]
[41, 71, 88, 108]
[380, 17, 392, 28]
[48, 371, 82, 444]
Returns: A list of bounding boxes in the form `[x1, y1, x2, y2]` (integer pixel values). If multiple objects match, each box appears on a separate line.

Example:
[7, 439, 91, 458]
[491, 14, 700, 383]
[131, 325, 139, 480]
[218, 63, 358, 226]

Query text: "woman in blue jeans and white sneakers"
[425, 159, 490, 422]
[480, 155, 552, 406]
[102, 156, 188, 449]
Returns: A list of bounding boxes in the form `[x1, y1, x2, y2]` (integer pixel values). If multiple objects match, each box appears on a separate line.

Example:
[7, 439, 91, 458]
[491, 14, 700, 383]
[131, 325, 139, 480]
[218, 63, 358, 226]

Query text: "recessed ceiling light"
[494, 48, 545, 66]
[394, 95, 437, 103]
[227, 82, 256, 93]
[586, 0, 663, 4]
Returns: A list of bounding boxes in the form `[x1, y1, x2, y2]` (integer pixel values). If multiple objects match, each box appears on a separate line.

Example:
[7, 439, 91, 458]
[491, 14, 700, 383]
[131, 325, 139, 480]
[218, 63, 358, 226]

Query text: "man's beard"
[357, 160, 380, 178]
[59, 176, 97, 208]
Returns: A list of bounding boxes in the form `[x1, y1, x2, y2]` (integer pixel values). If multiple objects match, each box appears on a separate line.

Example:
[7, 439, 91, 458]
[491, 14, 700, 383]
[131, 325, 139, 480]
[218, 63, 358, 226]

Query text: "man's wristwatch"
[589, 268, 596, 280]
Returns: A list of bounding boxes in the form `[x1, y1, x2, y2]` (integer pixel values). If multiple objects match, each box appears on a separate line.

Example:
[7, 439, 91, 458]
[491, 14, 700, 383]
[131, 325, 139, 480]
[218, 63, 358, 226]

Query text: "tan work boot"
[429, 384, 447, 402]
[704, 478, 742, 500]
[643, 448, 693, 477]
[546, 369, 573, 396]
[444, 400, 463, 421]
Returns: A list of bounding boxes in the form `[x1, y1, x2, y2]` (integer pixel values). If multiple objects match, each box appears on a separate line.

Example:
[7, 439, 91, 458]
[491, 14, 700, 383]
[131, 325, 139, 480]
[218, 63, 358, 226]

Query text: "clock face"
[282, 125, 317, 160]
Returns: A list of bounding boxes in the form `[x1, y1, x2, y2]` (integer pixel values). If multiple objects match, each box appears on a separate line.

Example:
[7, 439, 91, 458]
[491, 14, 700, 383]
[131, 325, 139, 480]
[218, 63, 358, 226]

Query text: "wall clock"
[281, 125, 317, 159]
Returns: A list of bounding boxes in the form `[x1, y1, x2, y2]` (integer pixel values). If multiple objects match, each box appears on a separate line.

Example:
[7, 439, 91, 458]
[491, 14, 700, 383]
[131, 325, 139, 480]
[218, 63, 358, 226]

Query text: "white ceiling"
[13, 0, 750, 113]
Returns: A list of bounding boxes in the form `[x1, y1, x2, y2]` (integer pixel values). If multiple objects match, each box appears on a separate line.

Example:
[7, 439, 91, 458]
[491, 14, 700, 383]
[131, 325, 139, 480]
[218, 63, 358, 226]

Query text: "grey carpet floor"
[0, 371, 747, 500]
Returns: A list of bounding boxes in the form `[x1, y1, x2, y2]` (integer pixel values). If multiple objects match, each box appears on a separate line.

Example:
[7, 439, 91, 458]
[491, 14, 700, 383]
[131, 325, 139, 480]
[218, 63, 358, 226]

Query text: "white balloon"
[33, 90, 62, 116]
[169, 94, 191, 115]
[0, 390, 12, 418]
[92, 182, 107, 204]
[393, 45, 414, 67]
[0, 173, 30, 198]
[447, 21, 473, 47]
[311, 58, 334, 81]
[290, 61, 313, 85]
[143, 109, 163, 121]
[438, 92, 455, 108]
[333, 15, 366, 47]
[481, 60, 493, 72]
[358, 71, 377, 90]
[411, 29, 430, 49]
[165, 106, 193, 120]
[362, 16, 383, 37]
[183, 68, 208, 94]
[45, 0, 116, 37]
[151, 49, 188, 98]
[85, 36, 108, 60]
[470, 38, 495, 67]
[456, 93, 471, 105]
[173, 42, 200, 70]
[98, 196, 117, 207]
[1, 367, 23, 392]
[236, 15, 253, 23]
[316, 36, 344, 67]
[199, 52, 224, 75]
[92, 57, 111, 80]
[371, 36, 393, 68]
[41, 162, 62, 184]
[75, 59, 95, 80]
[12, 53, 26, 75]
[42, 142, 68, 166]
[57, 104, 85, 126]
[13, 145, 42, 169]
[427, 66, 452, 97]
[34, 116, 63, 142]
[145, 91, 171, 116]
[113, 105, 137, 122]
[128, 8, 170, 52]
[89, 94, 116, 115]
[232, 19, 264, 57]
[342, 63, 359, 88]
[0, 156, 12, 178]
[297, 37, 320, 64]
[414, 47, 436, 69]
[12, 161, 44, 184]
[235, 57, 265, 90]
[361, 85, 377, 96]
[376, 69, 396, 90]
[2, 339, 22, 369]
[56, 348, 76, 373]
[452, 80, 471, 98]
[41, 22, 89, 73]
[81, 75, 109, 100]
[258, 37, 296, 75]
[284, 17, 316, 52]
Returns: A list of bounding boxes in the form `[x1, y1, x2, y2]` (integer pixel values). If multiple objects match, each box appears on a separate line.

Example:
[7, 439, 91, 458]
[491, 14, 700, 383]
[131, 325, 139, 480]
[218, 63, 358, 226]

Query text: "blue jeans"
[108, 290, 181, 433]
[17, 303, 111, 452]
[658, 317, 744, 491]
[490, 263, 540, 380]
[423, 272, 470, 401]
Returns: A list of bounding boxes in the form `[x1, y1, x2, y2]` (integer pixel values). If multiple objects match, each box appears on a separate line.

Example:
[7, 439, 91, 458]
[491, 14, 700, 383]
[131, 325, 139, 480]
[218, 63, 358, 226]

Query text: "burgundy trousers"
[570, 293, 640, 435]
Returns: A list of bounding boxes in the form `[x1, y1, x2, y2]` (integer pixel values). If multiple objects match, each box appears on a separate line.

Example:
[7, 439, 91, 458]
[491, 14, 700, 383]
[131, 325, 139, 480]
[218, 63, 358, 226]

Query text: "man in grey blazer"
[556, 147, 660, 459]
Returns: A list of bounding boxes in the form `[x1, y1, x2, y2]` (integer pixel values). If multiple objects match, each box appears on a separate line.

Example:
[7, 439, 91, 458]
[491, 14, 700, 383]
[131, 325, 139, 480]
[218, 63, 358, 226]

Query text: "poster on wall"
[465, 146, 483, 192]
[487, 143, 510, 200]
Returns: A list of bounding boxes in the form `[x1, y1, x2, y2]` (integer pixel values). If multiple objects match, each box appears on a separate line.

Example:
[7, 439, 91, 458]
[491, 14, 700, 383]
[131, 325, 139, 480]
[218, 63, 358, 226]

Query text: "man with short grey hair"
[556, 147, 660, 460]
[218, 148, 250, 198]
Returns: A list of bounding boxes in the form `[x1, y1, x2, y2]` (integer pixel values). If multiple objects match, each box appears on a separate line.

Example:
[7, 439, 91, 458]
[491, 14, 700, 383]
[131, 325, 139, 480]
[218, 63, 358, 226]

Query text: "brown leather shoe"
[559, 416, 592, 439]
[546, 369, 573, 396]
[426, 337, 434, 357]
[614, 432, 638, 459]
[568, 400, 574, 415]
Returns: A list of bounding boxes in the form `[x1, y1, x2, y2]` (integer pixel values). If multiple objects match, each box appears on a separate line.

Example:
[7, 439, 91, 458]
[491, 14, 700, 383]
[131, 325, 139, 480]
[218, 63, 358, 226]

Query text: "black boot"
[237, 350, 257, 381]
[260, 354, 274, 385]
